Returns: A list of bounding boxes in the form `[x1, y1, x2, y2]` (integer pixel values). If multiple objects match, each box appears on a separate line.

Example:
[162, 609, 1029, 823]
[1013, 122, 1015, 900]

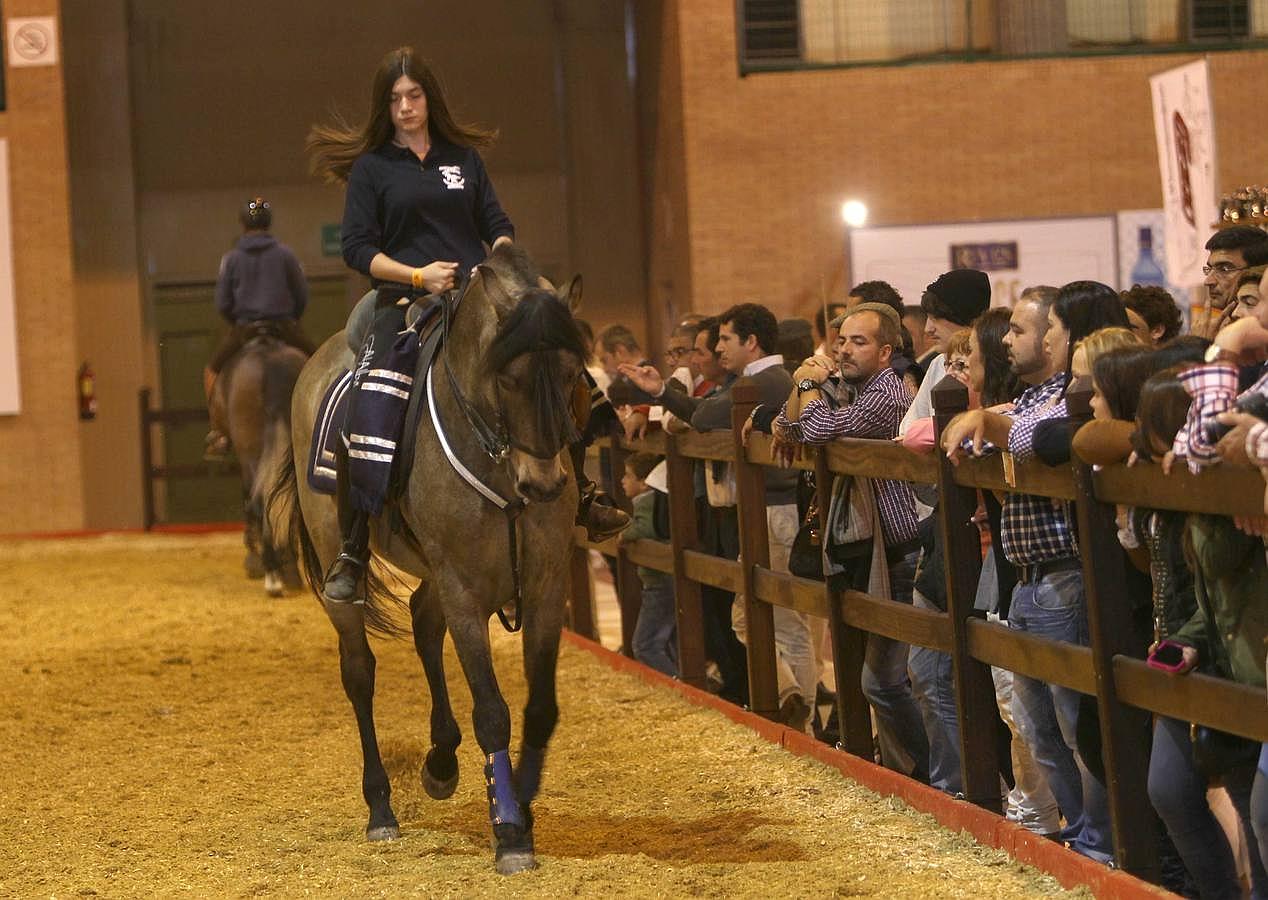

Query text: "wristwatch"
[1204, 344, 1233, 364]
[797, 378, 820, 395]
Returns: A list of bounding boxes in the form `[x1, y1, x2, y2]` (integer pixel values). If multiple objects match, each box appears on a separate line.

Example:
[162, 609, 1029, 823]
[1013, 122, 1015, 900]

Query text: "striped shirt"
[777, 367, 918, 547]
[999, 373, 1077, 566]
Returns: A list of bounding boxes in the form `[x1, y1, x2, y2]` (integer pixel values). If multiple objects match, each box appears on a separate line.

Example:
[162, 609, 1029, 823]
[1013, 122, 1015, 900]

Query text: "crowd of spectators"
[577, 223, 1268, 895]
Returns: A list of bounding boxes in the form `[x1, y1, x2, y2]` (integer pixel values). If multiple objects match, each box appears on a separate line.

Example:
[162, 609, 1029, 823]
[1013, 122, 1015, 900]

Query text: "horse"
[210, 327, 306, 596]
[263, 244, 585, 875]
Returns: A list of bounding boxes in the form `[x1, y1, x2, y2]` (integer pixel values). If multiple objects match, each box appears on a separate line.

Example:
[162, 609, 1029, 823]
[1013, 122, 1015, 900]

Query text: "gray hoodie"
[215, 233, 308, 323]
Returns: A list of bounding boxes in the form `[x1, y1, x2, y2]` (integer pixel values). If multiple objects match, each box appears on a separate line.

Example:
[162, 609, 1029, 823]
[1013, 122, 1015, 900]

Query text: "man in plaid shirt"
[941, 287, 1113, 864]
[775, 303, 930, 782]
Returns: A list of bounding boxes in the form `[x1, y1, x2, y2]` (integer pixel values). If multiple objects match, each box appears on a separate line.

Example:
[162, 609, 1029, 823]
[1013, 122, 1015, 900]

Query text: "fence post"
[567, 541, 597, 641]
[139, 387, 156, 531]
[607, 439, 643, 657]
[731, 379, 779, 720]
[1067, 378, 1160, 880]
[932, 376, 1002, 813]
[815, 449, 873, 758]
[666, 432, 707, 689]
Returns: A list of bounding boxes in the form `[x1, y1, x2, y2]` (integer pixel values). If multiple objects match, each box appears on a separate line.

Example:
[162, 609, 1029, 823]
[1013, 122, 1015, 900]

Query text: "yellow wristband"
[411, 268, 424, 290]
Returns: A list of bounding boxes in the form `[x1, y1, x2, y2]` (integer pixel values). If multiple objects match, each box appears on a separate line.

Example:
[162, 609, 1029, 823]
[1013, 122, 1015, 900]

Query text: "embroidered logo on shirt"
[439, 165, 465, 190]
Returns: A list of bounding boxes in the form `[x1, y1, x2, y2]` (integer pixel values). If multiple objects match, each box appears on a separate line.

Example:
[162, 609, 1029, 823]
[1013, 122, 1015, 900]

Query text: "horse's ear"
[536, 275, 556, 292]
[476, 264, 515, 314]
[559, 275, 582, 314]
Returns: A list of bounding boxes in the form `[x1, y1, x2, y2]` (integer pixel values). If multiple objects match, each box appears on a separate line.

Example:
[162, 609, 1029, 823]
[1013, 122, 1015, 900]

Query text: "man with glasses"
[1199, 226, 1268, 336]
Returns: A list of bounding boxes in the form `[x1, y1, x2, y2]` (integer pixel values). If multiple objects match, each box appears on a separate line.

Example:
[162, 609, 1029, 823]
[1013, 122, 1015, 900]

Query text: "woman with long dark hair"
[307, 47, 515, 602]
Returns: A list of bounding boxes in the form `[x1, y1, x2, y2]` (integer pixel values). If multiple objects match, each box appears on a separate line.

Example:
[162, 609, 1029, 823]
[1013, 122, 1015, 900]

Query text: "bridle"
[428, 270, 577, 632]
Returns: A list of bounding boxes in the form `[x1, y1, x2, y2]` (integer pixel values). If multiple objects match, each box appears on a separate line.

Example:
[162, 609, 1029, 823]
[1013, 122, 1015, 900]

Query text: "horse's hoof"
[422, 765, 459, 800]
[366, 824, 399, 842]
[264, 571, 284, 597]
[495, 850, 536, 875]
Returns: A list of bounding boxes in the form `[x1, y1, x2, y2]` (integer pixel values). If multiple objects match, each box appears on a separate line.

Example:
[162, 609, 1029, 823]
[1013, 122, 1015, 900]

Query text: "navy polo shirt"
[340, 139, 515, 282]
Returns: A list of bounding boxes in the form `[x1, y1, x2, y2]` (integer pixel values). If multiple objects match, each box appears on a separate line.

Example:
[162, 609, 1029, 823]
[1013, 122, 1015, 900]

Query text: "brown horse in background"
[263, 244, 585, 874]
[211, 328, 306, 595]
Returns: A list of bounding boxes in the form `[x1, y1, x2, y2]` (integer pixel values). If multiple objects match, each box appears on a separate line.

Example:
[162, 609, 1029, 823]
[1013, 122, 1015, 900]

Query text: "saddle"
[307, 289, 446, 501]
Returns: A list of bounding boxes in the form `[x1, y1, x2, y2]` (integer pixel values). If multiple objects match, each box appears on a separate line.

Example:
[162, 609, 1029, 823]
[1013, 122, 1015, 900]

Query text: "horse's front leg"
[408, 582, 462, 799]
[515, 564, 569, 853]
[441, 573, 533, 875]
[327, 602, 398, 841]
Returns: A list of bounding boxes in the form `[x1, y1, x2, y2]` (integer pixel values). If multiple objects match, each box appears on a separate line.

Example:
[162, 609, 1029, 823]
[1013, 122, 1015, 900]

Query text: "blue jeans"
[1149, 715, 1266, 899]
[633, 577, 678, 677]
[1008, 568, 1113, 863]
[861, 549, 931, 782]
[909, 588, 961, 795]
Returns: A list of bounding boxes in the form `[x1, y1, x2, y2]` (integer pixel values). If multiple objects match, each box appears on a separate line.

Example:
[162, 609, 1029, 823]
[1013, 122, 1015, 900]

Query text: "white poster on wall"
[0, 139, 18, 415]
[1150, 58, 1218, 287]
[1117, 208, 1194, 331]
[848, 216, 1118, 309]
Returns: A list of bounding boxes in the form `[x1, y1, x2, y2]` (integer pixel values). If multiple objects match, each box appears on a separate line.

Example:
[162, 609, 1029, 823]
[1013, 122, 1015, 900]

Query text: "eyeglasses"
[1203, 263, 1245, 276]
[946, 359, 970, 374]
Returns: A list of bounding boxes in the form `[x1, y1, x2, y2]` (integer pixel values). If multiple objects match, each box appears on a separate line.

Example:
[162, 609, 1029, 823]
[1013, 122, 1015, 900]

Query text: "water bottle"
[1130, 227, 1166, 287]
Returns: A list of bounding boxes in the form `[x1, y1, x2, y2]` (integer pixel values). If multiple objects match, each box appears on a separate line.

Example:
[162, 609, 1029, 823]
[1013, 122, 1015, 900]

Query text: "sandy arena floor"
[0, 532, 1085, 898]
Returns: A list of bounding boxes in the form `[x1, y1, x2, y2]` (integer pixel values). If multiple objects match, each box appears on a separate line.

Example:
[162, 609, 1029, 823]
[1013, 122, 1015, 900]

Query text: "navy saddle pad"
[307, 369, 353, 495]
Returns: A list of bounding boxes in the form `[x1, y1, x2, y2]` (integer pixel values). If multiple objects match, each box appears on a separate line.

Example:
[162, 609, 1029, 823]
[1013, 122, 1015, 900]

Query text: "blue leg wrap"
[517, 745, 546, 807]
[484, 750, 524, 828]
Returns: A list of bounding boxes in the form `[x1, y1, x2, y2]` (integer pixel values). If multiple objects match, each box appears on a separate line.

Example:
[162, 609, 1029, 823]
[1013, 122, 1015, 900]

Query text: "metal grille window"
[737, 0, 1268, 73]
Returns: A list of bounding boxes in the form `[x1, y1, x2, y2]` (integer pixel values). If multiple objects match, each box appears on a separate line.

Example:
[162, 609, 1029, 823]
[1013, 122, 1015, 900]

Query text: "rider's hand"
[420, 261, 460, 294]
[617, 363, 665, 397]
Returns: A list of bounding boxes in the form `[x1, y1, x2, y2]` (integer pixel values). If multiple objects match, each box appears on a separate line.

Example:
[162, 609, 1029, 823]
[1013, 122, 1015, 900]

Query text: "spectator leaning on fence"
[1120, 284, 1183, 348]
[1197, 225, 1268, 338]
[618, 303, 817, 730]
[940, 281, 1131, 864]
[619, 451, 678, 678]
[773, 303, 932, 781]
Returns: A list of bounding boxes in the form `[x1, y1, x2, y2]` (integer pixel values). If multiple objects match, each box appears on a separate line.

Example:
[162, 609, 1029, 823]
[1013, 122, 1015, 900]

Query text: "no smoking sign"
[7, 17, 59, 68]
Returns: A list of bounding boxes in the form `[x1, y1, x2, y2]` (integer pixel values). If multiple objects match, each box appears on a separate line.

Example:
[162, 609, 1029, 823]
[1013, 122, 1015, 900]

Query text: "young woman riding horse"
[308, 46, 624, 604]
[291, 46, 625, 874]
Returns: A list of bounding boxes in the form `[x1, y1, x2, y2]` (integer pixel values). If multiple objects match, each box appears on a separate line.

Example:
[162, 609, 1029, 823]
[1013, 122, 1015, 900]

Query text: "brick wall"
[662, 1, 1268, 322]
[0, 0, 85, 533]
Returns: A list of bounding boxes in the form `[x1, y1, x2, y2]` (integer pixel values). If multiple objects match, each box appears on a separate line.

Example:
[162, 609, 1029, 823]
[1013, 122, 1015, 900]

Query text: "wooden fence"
[566, 375, 1268, 883]
[138, 387, 238, 530]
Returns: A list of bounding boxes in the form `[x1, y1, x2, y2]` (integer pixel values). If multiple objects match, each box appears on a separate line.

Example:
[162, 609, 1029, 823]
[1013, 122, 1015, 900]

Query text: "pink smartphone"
[1148, 640, 1187, 673]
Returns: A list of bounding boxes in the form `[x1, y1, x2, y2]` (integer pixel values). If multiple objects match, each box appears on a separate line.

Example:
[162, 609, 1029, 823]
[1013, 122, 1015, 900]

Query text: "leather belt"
[1015, 556, 1081, 585]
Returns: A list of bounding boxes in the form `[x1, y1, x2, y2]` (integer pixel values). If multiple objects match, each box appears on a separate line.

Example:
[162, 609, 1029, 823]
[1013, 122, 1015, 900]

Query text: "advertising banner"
[1150, 59, 1219, 286]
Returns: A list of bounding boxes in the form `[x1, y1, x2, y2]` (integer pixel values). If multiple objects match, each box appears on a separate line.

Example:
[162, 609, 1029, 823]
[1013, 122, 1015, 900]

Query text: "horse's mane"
[484, 289, 587, 374]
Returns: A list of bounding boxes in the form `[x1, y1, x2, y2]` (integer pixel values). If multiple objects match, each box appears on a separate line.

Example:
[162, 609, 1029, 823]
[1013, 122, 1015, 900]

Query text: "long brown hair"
[307, 46, 497, 184]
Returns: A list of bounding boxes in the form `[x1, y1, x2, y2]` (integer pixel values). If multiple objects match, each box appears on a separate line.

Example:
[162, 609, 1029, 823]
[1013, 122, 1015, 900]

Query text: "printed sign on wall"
[849, 216, 1118, 309]
[1150, 59, 1218, 287]
[7, 17, 59, 68]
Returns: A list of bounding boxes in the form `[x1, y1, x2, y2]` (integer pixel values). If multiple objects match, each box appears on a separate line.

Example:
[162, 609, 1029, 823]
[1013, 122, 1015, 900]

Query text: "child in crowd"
[620, 452, 678, 677]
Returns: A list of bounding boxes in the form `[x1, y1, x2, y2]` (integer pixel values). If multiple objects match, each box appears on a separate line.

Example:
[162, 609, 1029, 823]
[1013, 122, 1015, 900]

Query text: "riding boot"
[569, 442, 630, 542]
[323, 462, 371, 603]
[203, 366, 231, 462]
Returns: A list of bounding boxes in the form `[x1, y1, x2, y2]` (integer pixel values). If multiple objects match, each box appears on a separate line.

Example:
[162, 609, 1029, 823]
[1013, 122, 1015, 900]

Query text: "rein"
[430, 276, 526, 633]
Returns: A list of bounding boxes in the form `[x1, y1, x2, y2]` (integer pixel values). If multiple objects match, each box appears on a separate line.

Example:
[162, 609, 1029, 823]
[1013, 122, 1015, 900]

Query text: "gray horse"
[264, 245, 585, 874]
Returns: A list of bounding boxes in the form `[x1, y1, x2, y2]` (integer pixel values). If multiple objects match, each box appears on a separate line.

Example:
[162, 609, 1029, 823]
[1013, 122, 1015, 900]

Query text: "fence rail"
[138, 387, 239, 530]
[566, 374, 1268, 883]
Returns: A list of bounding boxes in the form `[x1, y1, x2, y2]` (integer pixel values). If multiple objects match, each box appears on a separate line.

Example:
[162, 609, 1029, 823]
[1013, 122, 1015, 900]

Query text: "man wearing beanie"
[900, 269, 991, 435]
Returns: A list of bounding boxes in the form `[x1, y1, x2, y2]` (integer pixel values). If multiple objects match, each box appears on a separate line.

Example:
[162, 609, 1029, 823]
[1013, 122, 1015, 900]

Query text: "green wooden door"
[151, 275, 353, 523]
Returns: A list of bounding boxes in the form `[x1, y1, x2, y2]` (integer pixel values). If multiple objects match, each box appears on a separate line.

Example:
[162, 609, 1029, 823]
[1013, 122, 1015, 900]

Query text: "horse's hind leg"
[409, 582, 462, 799]
[328, 603, 398, 841]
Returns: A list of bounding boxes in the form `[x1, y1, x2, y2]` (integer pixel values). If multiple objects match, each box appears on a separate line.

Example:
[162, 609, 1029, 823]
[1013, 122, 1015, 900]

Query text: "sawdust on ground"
[0, 532, 1088, 898]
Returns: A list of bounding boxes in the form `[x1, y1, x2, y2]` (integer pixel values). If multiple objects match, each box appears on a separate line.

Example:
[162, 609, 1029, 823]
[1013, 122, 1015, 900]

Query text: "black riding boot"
[570, 442, 631, 542]
[323, 461, 371, 603]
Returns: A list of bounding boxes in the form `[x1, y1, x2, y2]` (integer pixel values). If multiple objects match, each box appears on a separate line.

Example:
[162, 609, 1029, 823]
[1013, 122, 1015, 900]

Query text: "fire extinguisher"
[77, 362, 97, 421]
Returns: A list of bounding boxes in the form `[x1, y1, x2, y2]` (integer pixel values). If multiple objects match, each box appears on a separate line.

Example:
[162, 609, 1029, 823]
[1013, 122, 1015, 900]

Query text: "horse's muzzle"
[510, 449, 568, 503]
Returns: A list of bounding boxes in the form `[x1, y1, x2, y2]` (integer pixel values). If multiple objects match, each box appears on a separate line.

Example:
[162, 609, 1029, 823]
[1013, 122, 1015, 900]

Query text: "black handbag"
[788, 500, 825, 581]
[1190, 724, 1262, 779]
